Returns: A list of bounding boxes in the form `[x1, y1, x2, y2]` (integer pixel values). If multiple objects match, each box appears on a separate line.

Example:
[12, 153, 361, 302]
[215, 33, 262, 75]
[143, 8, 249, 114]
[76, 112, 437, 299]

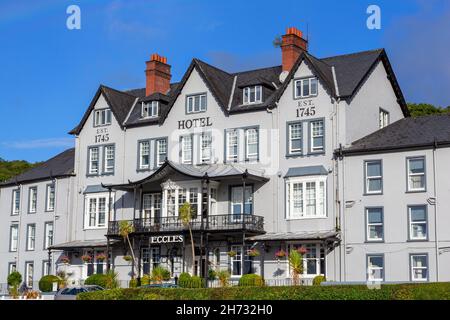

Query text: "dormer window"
[94, 109, 112, 127]
[243, 86, 262, 105]
[186, 93, 207, 114]
[142, 101, 158, 118]
[294, 77, 318, 99]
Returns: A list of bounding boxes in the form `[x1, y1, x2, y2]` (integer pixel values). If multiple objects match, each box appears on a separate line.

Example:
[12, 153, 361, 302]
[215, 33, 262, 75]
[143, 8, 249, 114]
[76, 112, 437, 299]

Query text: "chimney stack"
[145, 53, 171, 96]
[281, 27, 308, 72]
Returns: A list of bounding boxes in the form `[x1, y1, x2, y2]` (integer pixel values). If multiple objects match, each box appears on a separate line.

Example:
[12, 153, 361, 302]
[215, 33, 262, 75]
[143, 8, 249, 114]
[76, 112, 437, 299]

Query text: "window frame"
[408, 205, 428, 241]
[410, 253, 429, 282]
[24, 261, 34, 288]
[287, 121, 302, 156]
[201, 132, 212, 163]
[11, 188, 20, 215]
[244, 127, 259, 162]
[84, 193, 115, 230]
[156, 138, 168, 167]
[308, 119, 325, 154]
[9, 224, 19, 252]
[230, 185, 254, 218]
[8, 262, 17, 275]
[42, 260, 51, 277]
[406, 156, 426, 192]
[141, 101, 159, 118]
[243, 85, 263, 105]
[230, 245, 253, 277]
[379, 108, 390, 129]
[103, 144, 115, 174]
[294, 77, 319, 99]
[225, 129, 239, 163]
[285, 176, 327, 220]
[28, 186, 37, 214]
[26, 223, 36, 251]
[364, 160, 383, 195]
[365, 207, 384, 242]
[87, 146, 100, 176]
[138, 140, 151, 171]
[45, 183, 55, 212]
[366, 254, 384, 282]
[44, 221, 54, 249]
[186, 93, 207, 114]
[93, 108, 112, 127]
[180, 134, 193, 164]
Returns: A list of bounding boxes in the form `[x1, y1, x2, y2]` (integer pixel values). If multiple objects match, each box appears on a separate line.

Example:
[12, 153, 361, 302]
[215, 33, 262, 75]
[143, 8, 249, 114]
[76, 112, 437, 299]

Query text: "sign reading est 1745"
[296, 99, 316, 118]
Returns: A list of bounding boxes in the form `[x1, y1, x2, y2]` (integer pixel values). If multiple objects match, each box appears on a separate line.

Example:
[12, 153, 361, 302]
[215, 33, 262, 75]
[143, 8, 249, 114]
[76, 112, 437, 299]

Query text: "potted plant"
[59, 255, 70, 264]
[96, 253, 107, 262]
[227, 250, 237, 258]
[247, 248, 260, 257]
[81, 255, 92, 263]
[275, 249, 286, 259]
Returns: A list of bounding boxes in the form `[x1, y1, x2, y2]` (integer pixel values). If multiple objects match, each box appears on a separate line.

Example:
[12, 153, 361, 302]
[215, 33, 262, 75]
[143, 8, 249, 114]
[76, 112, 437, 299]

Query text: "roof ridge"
[320, 48, 384, 61]
[193, 58, 232, 76]
[231, 65, 282, 75]
[100, 84, 138, 98]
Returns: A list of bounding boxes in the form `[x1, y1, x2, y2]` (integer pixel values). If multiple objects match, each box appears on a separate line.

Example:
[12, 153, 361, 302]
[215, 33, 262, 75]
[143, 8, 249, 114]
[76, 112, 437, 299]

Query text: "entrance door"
[230, 186, 253, 221]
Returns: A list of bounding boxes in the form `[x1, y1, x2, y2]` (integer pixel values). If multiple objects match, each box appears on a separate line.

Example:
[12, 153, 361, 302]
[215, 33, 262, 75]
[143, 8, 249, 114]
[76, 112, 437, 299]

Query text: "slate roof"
[49, 239, 118, 250]
[70, 47, 408, 132]
[247, 230, 338, 241]
[0, 148, 75, 186]
[341, 114, 450, 155]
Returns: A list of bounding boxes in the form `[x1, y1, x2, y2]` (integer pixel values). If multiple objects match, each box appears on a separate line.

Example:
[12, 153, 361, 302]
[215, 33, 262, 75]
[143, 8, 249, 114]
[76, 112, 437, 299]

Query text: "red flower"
[297, 247, 308, 254]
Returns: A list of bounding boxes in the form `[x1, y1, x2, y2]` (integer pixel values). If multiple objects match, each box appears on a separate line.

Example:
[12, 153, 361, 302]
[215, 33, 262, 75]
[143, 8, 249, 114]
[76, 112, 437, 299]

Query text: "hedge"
[78, 282, 450, 300]
[84, 274, 109, 288]
[238, 274, 264, 287]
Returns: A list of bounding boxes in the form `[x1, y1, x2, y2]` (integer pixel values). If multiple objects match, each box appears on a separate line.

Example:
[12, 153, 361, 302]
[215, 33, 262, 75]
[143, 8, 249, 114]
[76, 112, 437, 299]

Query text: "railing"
[108, 214, 264, 235]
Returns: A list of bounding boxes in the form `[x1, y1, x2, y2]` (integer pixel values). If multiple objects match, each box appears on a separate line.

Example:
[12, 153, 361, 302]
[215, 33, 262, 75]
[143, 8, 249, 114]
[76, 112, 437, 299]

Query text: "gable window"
[288, 122, 302, 155]
[94, 109, 112, 127]
[226, 130, 239, 162]
[201, 132, 212, 163]
[367, 255, 384, 281]
[12, 189, 20, 215]
[10, 224, 18, 252]
[46, 184, 55, 211]
[410, 254, 428, 281]
[44, 222, 54, 249]
[28, 187, 37, 213]
[156, 138, 167, 167]
[243, 86, 262, 104]
[139, 141, 150, 170]
[408, 205, 427, 240]
[103, 145, 115, 174]
[142, 101, 158, 118]
[245, 128, 259, 161]
[407, 157, 425, 192]
[181, 135, 193, 164]
[310, 120, 324, 153]
[85, 193, 114, 229]
[88, 147, 99, 175]
[294, 77, 318, 99]
[286, 176, 326, 219]
[364, 160, 382, 194]
[366, 207, 384, 242]
[186, 93, 207, 113]
[26, 224, 36, 251]
[379, 109, 389, 128]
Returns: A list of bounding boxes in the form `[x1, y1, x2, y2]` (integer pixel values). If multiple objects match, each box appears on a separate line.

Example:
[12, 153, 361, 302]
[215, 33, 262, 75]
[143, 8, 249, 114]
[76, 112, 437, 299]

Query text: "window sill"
[363, 192, 383, 196]
[407, 238, 428, 242]
[365, 240, 384, 243]
[285, 153, 304, 158]
[293, 94, 318, 100]
[285, 216, 328, 221]
[307, 151, 325, 156]
[405, 189, 427, 194]
[83, 227, 108, 231]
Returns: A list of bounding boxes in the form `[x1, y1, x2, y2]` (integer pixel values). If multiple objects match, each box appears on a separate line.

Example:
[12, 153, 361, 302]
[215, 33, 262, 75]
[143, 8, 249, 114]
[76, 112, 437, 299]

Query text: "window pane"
[369, 225, 383, 239]
[368, 178, 382, 192]
[310, 78, 318, 95]
[413, 255, 427, 267]
[295, 81, 302, 97]
[292, 183, 303, 216]
[409, 159, 424, 173]
[200, 95, 206, 110]
[412, 223, 427, 238]
[367, 162, 381, 177]
[302, 79, 309, 96]
[244, 88, 249, 104]
[255, 86, 261, 102]
[369, 256, 383, 268]
[410, 207, 426, 221]
[305, 182, 316, 216]
[368, 208, 383, 223]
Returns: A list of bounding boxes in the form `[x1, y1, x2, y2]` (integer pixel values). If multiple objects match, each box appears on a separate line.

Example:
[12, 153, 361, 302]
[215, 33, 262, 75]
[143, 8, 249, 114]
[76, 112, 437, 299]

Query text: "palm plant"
[288, 249, 304, 286]
[151, 266, 171, 284]
[119, 221, 137, 277]
[179, 202, 196, 275]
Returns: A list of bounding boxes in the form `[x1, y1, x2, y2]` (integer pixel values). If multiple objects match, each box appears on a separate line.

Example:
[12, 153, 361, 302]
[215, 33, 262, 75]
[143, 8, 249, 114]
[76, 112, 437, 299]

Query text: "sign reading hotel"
[150, 235, 184, 244]
[178, 117, 212, 130]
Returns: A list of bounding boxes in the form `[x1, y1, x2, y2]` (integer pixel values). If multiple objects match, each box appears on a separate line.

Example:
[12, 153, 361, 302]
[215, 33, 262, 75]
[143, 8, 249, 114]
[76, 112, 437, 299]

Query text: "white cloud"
[1, 138, 74, 149]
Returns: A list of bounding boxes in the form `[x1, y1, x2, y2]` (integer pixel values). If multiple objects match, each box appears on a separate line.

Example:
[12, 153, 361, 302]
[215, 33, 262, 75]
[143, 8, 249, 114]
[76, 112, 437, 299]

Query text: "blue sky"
[0, 0, 449, 162]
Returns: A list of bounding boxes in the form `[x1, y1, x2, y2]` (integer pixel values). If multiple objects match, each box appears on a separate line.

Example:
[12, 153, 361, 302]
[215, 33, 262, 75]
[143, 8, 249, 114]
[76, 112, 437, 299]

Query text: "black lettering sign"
[178, 117, 213, 130]
[296, 100, 316, 118]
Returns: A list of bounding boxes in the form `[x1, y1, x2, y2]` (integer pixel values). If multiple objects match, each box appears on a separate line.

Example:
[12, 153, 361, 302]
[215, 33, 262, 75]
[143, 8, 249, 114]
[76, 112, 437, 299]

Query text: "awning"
[246, 230, 339, 242]
[48, 239, 118, 250]
[103, 160, 269, 191]
[284, 165, 328, 178]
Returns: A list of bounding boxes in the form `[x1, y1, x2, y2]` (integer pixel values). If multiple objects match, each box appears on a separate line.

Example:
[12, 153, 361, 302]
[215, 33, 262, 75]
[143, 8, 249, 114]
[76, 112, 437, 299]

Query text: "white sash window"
[88, 147, 99, 175]
[85, 193, 114, 229]
[286, 176, 326, 219]
[201, 133, 212, 163]
[181, 135, 193, 164]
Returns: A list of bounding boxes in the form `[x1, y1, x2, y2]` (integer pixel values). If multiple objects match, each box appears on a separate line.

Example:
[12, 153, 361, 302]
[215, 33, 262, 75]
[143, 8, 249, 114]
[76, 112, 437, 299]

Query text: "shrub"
[178, 272, 191, 288]
[141, 274, 151, 286]
[238, 274, 264, 287]
[188, 276, 205, 288]
[151, 266, 171, 283]
[85, 274, 108, 288]
[104, 270, 119, 289]
[39, 275, 60, 292]
[313, 275, 326, 286]
[7, 271, 22, 287]
[217, 270, 230, 287]
[129, 278, 138, 288]
[208, 269, 217, 280]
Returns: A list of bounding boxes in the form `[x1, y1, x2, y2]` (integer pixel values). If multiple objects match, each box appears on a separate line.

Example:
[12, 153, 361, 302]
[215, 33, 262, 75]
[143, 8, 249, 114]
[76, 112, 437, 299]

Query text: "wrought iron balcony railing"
[107, 214, 264, 236]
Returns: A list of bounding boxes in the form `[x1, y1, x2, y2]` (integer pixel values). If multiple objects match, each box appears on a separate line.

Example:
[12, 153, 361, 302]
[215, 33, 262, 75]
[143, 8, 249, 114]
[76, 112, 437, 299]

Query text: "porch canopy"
[246, 230, 339, 242]
[48, 239, 118, 251]
[102, 160, 269, 191]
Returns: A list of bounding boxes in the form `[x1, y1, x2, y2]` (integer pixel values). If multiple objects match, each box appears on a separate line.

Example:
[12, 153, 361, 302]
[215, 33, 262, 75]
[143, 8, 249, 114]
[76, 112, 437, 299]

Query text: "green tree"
[118, 221, 137, 279]
[179, 202, 196, 275]
[0, 159, 42, 182]
[407, 103, 449, 117]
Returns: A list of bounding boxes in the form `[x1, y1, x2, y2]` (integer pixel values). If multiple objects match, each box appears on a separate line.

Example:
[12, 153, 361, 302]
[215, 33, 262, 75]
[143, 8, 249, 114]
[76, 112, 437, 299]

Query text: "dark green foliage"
[7, 271, 22, 287]
[238, 274, 264, 287]
[313, 275, 326, 286]
[178, 273, 192, 288]
[39, 275, 61, 292]
[407, 103, 450, 117]
[78, 283, 450, 300]
[0, 159, 42, 182]
[129, 278, 138, 288]
[208, 269, 217, 280]
[84, 274, 109, 288]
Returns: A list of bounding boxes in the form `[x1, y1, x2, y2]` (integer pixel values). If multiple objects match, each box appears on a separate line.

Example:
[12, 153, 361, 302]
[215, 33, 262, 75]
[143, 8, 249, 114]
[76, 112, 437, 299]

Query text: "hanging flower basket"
[297, 247, 308, 255]
[227, 250, 237, 258]
[123, 255, 133, 262]
[81, 255, 92, 263]
[275, 249, 286, 258]
[60, 255, 70, 264]
[247, 248, 260, 257]
[96, 253, 107, 261]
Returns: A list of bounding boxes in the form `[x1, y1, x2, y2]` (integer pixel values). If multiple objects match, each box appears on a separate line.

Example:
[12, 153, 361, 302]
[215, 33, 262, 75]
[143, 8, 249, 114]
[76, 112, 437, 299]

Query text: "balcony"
[107, 214, 264, 236]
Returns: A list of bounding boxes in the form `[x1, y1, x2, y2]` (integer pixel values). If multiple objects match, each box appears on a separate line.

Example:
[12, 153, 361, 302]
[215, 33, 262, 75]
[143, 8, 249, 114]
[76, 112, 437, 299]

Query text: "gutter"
[338, 141, 450, 157]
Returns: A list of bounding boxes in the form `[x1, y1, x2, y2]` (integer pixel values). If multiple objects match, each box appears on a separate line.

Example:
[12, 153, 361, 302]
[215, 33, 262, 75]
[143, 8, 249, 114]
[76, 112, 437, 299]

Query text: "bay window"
[364, 160, 382, 194]
[84, 193, 114, 229]
[407, 157, 426, 192]
[408, 205, 427, 240]
[286, 176, 326, 219]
